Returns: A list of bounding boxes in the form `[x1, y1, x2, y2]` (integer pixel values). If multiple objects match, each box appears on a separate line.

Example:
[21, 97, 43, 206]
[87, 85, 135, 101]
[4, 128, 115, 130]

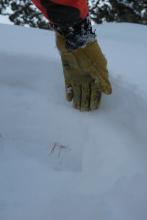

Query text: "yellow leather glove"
[56, 33, 112, 111]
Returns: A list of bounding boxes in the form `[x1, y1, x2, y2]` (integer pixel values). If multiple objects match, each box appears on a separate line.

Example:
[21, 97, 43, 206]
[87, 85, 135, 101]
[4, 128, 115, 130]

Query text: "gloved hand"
[56, 33, 112, 111]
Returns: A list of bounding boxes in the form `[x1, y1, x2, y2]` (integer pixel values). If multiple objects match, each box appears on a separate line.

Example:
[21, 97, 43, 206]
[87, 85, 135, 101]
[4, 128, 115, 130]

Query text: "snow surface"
[0, 23, 147, 220]
[0, 15, 12, 25]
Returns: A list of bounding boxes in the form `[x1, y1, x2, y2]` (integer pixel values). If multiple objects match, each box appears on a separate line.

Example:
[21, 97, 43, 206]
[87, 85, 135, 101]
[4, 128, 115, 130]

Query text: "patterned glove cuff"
[52, 17, 96, 51]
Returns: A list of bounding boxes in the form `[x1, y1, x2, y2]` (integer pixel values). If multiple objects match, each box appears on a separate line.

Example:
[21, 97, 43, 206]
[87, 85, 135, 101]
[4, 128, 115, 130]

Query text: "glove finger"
[81, 82, 91, 112]
[96, 74, 112, 95]
[65, 80, 73, 102]
[72, 82, 81, 110]
[84, 63, 112, 95]
[74, 49, 112, 95]
[90, 82, 102, 110]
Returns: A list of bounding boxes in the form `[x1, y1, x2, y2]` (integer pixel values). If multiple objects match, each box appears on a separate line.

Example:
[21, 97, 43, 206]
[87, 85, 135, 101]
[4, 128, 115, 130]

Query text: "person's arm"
[32, 0, 88, 27]
[32, 0, 112, 111]
[32, 0, 95, 50]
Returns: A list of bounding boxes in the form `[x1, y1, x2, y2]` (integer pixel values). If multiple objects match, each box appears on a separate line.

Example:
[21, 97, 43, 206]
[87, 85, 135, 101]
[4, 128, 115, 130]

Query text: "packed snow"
[0, 23, 147, 220]
[0, 15, 12, 25]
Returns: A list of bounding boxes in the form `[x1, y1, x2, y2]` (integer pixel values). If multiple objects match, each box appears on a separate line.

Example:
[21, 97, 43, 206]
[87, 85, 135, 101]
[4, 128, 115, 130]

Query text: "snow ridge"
[0, 23, 147, 220]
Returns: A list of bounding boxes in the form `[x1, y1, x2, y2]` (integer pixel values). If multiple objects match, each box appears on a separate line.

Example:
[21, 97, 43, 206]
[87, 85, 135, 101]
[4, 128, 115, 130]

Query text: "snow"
[0, 23, 147, 220]
[0, 15, 12, 25]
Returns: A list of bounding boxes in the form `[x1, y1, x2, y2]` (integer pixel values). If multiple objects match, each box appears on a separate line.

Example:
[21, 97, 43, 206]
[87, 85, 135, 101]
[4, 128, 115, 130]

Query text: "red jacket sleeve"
[49, 0, 88, 19]
[32, 0, 49, 19]
[32, 0, 88, 25]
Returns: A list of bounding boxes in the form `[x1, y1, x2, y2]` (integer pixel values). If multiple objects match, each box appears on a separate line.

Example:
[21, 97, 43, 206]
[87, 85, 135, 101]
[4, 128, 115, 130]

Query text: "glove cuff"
[52, 17, 96, 51]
